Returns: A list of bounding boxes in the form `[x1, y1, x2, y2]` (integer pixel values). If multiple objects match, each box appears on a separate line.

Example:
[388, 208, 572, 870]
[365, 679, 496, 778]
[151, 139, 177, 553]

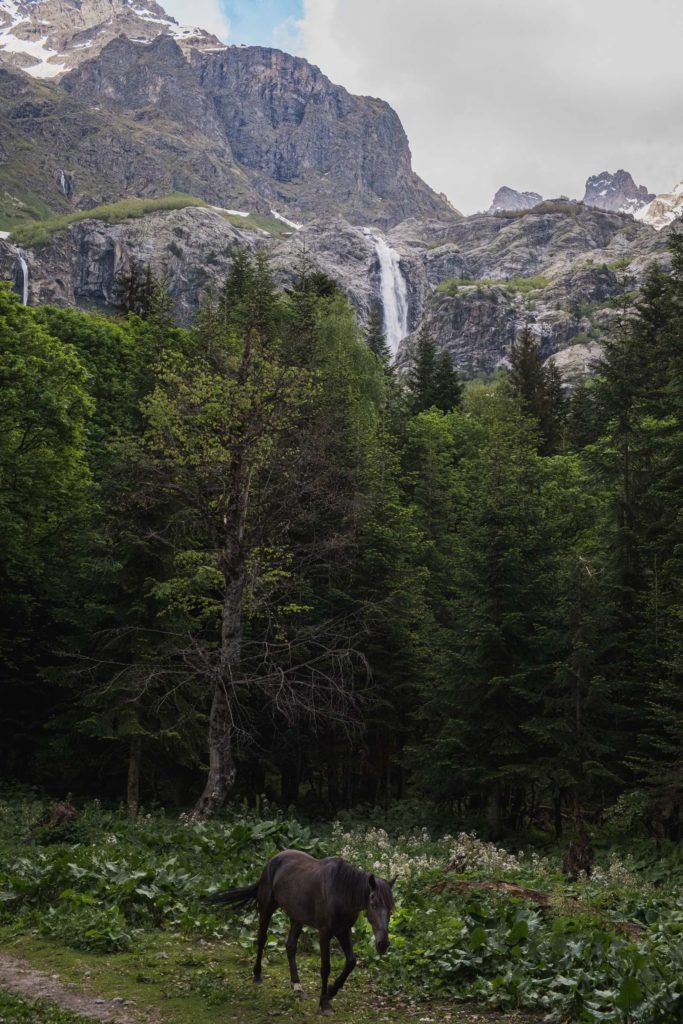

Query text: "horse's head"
[366, 873, 395, 955]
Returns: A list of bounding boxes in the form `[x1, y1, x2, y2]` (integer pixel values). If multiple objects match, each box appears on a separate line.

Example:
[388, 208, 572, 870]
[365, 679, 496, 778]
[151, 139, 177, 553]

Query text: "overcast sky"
[163, 0, 683, 214]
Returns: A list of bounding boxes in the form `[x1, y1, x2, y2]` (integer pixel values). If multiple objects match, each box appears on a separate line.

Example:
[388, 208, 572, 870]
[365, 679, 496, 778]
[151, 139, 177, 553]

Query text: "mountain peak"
[0, 0, 221, 77]
[635, 180, 683, 230]
[487, 185, 543, 213]
[582, 169, 654, 216]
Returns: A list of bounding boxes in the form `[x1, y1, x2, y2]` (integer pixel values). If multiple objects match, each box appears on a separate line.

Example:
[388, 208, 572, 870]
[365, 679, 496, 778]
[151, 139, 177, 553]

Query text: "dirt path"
[0, 953, 151, 1022]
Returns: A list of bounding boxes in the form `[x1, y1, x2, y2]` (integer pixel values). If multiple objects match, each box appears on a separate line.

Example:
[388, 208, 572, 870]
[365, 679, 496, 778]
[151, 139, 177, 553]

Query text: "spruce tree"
[407, 321, 461, 414]
[366, 301, 391, 364]
[509, 326, 566, 454]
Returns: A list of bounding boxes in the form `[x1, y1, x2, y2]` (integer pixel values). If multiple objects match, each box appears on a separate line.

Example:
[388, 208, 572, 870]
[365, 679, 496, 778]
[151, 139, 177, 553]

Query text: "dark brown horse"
[205, 848, 395, 1013]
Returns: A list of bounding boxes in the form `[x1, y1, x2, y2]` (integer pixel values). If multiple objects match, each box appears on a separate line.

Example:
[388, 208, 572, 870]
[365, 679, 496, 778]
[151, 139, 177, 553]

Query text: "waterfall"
[59, 169, 68, 196]
[17, 252, 28, 305]
[367, 231, 409, 356]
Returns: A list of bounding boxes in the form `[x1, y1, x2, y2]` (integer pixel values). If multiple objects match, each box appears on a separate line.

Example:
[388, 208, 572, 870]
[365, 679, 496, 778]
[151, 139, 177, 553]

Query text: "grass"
[217, 211, 297, 239]
[436, 274, 550, 297]
[0, 990, 101, 1024]
[8, 194, 212, 248]
[5, 196, 298, 248]
[1, 800, 682, 1022]
[0, 929, 501, 1024]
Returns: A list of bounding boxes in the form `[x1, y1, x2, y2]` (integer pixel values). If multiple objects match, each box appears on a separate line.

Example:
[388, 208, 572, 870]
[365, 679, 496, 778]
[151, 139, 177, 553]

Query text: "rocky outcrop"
[0, 0, 220, 77]
[635, 181, 683, 231]
[0, 0, 457, 228]
[1, 198, 670, 384]
[394, 204, 668, 377]
[191, 45, 449, 226]
[488, 186, 543, 213]
[0, 207, 261, 321]
[583, 170, 654, 215]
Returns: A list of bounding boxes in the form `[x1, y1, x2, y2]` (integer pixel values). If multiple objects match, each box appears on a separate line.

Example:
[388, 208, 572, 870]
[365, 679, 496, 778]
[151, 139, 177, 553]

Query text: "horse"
[204, 848, 395, 1014]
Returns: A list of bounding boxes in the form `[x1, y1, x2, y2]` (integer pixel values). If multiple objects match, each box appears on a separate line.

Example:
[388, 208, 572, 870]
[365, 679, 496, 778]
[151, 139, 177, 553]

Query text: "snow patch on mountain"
[635, 181, 683, 231]
[0, 0, 222, 77]
[271, 209, 303, 231]
[583, 170, 654, 216]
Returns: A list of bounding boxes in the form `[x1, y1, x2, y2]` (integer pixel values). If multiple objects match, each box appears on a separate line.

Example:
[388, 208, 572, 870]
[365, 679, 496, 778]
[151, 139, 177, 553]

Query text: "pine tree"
[509, 326, 566, 454]
[407, 321, 461, 414]
[366, 301, 391, 364]
[114, 259, 159, 318]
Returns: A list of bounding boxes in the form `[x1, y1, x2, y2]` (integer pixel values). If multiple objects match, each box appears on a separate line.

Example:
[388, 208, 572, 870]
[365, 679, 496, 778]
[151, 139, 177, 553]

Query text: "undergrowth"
[0, 797, 682, 1022]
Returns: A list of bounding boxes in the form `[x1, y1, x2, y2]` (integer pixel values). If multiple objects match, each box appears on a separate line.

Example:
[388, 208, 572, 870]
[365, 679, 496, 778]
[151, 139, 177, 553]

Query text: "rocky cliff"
[0, 0, 676, 383]
[0, 0, 456, 229]
[488, 186, 543, 213]
[0, 0, 220, 77]
[636, 181, 683, 231]
[0, 197, 670, 382]
[583, 169, 654, 215]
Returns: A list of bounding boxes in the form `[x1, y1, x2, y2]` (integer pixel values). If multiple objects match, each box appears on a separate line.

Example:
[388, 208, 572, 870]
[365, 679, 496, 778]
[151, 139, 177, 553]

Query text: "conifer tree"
[366, 301, 391, 364]
[407, 321, 461, 413]
[509, 326, 566, 454]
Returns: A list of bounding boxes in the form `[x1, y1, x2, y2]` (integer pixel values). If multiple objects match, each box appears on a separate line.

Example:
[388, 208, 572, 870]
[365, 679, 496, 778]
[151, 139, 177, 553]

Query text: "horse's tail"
[202, 882, 259, 911]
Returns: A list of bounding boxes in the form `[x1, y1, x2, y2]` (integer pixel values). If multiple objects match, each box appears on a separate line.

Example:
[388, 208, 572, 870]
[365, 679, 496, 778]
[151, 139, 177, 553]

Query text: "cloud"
[294, 0, 683, 213]
[161, 0, 230, 41]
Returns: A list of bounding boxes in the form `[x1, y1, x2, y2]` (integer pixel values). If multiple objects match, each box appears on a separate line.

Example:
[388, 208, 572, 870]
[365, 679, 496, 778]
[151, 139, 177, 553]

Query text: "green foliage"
[509, 325, 567, 453]
[2, 800, 683, 1021]
[40, 893, 132, 952]
[381, 881, 683, 1021]
[436, 274, 549, 296]
[0, 991, 102, 1024]
[406, 320, 462, 414]
[9, 193, 209, 247]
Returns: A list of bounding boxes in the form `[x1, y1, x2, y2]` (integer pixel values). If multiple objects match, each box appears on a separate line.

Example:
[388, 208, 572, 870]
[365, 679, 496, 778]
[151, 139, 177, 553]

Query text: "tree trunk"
[127, 735, 142, 819]
[488, 783, 503, 839]
[554, 790, 564, 838]
[191, 682, 236, 820]
[191, 446, 251, 820]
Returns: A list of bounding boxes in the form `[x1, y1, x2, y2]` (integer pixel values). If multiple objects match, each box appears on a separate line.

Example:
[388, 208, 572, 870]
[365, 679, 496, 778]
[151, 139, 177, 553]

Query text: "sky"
[162, 0, 683, 214]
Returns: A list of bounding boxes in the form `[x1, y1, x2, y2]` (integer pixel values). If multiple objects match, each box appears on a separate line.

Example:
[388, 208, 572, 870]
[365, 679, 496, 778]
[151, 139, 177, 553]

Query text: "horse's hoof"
[320, 1005, 333, 1016]
[292, 984, 305, 998]
[253, 976, 262, 985]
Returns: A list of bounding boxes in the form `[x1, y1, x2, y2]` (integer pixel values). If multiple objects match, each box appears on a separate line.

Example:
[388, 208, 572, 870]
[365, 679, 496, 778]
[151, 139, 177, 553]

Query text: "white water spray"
[367, 231, 409, 356]
[17, 252, 28, 305]
[59, 169, 68, 196]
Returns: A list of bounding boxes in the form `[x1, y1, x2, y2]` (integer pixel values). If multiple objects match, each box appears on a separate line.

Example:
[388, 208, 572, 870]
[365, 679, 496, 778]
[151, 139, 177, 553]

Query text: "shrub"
[39, 892, 132, 952]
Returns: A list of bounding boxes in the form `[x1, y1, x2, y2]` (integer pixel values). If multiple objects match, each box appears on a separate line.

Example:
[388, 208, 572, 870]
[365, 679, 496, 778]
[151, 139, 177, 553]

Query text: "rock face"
[583, 170, 654, 215]
[488, 186, 543, 213]
[0, 0, 219, 77]
[0, 0, 675, 382]
[0, 199, 669, 384]
[635, 181, 683, 231]
[0, 0, 456, 227]
[392, 203, 668, 377]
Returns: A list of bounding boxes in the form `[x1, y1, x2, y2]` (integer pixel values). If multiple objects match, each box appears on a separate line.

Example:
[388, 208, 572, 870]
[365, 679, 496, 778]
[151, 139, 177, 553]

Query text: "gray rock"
[487, 186, 543, 213]
[583, 170, 654, 215]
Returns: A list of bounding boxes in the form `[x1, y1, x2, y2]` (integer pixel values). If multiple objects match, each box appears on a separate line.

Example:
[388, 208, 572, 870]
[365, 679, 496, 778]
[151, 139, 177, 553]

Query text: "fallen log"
[429, 877, 645, 940]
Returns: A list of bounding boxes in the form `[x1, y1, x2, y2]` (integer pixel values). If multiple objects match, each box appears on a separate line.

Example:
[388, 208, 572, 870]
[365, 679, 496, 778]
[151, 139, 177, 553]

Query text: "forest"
[2, 233, 683, 1024]
[2, 235, 683, 836]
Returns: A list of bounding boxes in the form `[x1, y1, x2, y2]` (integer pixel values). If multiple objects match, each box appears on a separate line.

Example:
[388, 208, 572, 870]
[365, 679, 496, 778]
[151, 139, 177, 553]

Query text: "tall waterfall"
[17, 253, 28, 305]
[59, 169, 68, 197]
[368, 231, 409, 356]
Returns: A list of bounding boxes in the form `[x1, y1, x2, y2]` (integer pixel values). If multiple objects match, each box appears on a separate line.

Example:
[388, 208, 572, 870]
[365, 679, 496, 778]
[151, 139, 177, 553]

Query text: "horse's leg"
[327, 928, 356, 1001]
[286, 920, 304, 995]
[253, 899, 277, 984]
[318, 927, 333, 1014]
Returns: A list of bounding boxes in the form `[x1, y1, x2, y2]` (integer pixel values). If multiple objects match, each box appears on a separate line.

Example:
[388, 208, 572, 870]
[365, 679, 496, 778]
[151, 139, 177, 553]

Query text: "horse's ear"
[368, 873, 377, 890]
[389, 876, 397, 888]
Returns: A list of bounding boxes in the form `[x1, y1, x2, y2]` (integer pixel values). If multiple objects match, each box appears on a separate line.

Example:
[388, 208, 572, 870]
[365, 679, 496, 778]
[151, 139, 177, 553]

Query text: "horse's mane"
[333, 858, 393, 908]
